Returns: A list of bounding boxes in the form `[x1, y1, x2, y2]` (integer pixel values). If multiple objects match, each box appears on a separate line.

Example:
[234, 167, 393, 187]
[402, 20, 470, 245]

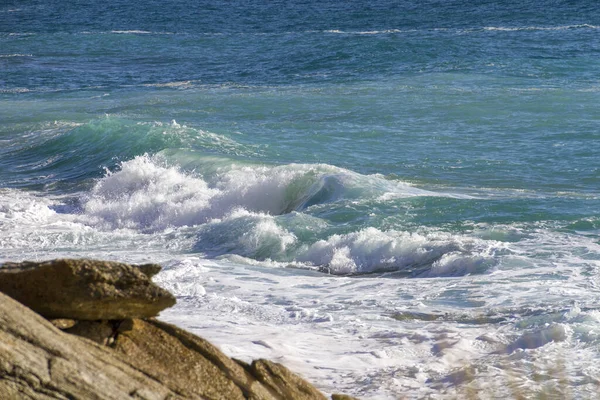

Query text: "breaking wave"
[78, 154, 502, 276]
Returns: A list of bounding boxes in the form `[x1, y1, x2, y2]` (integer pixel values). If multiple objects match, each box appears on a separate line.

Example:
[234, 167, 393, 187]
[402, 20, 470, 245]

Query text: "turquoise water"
[2, 1, 600, 397]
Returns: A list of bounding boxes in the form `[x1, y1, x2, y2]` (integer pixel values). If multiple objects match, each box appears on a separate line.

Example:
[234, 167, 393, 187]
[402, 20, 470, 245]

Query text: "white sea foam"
[71, 154, 504, 275]
[82, 155, 217, 230]
[319, 24, 600, 36]
[0, 189, 90, 259]
[323, 29, 405, 35]
[484, 24, 600, 32]
[0, 188, 197, 262]
[142, 80, 197, 88]
[110, 30, 173, 35]
[195, 215, 502, 276]
[0, 88, 30, 93]
[77, 30, 175, 35]
[298, 227, 500, 275]
[0, 189, 56, 228]
[152, 250, 600, 399]
[81, 154, 437, 230]
[0, 53, 32, 58]
[196, 209, 298, 259]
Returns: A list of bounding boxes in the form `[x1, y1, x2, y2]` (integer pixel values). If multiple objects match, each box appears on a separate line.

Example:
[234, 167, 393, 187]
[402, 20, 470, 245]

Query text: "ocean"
[1, 0, 600, 398]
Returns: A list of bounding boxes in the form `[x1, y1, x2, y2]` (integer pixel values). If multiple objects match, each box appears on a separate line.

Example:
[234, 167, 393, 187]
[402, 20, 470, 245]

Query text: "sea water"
[1, 1, 600, 398]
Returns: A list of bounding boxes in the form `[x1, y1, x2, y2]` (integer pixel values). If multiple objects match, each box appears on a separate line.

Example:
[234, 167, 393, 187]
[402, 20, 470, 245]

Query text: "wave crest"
[79, 154, 501, 276]
[299, 227, 499, 276]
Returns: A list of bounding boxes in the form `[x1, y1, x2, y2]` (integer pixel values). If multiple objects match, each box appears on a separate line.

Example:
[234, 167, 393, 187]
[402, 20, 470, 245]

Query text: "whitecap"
[484, 24, 600, 32]
[0, 53, 32, 58]
[298, 227, 500, 276]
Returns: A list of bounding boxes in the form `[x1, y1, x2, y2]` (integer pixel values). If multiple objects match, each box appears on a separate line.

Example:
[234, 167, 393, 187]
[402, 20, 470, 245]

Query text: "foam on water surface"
[152, 254, 600, 399]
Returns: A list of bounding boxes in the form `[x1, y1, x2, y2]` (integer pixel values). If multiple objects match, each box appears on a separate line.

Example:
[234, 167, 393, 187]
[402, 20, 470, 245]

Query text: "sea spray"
[78, 154, 503, 275]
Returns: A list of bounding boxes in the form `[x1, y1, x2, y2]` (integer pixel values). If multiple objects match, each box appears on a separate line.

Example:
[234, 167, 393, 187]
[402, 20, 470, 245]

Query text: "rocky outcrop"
[113, 318, 276, 400]
[0, 259, 351, 400]
[0, 259, 175, 320]
[249, 359, 329, 400]
[0, 291, 180, 400]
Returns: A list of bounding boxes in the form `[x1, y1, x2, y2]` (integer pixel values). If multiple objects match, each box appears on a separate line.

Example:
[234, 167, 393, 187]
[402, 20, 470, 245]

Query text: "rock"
[331, 395, 360, 400]
[0, 291, 182, 400]
[48, 319, 77, 330]
[0, 259, 175, 320]
[116, 318, 135, 333]
[250, 360, 328, 400]
[65, 320, 116, 346]
[112, 319, 249, 399]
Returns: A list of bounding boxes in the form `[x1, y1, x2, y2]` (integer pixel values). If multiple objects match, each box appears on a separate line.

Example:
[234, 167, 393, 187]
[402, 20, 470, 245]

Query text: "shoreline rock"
[0, 259, 175, 320]
[0, 290, 181, 400]
[0, 259, 357, 400]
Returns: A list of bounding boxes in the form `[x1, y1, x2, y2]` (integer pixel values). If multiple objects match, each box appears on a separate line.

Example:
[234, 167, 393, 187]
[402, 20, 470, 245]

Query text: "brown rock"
[331, 395, 360, 400]
[137, 263, 163, 278]
[62, 317, 334, 400]
[116, 318, 135, 332]
[0, 259, 175, 320]
[112, 318, 287, 400]
[65, 320, 115, 346]
[250, 359, 328, 400]
[0, 291, 182, 400]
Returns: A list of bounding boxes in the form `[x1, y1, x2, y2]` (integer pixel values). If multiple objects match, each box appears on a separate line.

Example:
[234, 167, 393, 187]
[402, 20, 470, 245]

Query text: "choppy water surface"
[1, 1, 600, 398]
